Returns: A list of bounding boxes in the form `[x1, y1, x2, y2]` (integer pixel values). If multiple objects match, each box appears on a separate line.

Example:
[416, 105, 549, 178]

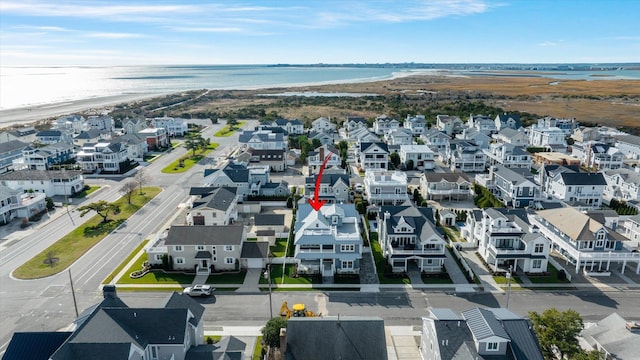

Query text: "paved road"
[0, 119, 257, 352]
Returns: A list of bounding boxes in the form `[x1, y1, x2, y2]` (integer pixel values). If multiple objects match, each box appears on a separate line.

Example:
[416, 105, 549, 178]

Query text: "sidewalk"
[458, 248, 502, 292]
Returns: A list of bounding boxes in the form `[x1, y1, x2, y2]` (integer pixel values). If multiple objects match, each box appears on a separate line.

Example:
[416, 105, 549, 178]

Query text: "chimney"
[320, 146, 325, 161]
[279, 328, 288, 353]
[103, 285, 118, 300]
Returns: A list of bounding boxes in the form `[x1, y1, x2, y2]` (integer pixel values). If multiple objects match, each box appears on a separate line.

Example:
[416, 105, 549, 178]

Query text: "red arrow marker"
[308, 151, 334, 211]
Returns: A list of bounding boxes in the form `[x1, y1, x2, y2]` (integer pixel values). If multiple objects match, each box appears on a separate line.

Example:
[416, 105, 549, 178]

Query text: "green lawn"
[206, 271, 247, 284]
[493, 274, 522, 285]
[116, 286, 184, 292]
[161, 143, 219, 173]
[13, 187, 162, 279]
[270, 238, 288, 258]
[214, 121, 245, 137]
[252, 337, 264, 360]
[74, 185, 100, 199]
[442, 226, 465, 242]
[259, 264, 321, 285]
[421, 273, 454, 284]
[371, 242, 411, 284]
[103, 240, 150, 284]
[528, 263, 571, 284]
[117, 254, 194, 285]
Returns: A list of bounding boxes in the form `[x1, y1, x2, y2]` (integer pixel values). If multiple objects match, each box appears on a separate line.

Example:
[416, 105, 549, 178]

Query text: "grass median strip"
[13, 187, 161, 280]
[161, 143, 219, 173]
[214, 122, 245, 137]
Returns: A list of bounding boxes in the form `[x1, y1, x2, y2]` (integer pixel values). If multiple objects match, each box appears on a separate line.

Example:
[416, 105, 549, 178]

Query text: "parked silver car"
[182, 284, 214, 297]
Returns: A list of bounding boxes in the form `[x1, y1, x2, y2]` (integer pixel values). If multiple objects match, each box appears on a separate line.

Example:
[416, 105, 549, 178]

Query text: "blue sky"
[1, 0, 639, 65]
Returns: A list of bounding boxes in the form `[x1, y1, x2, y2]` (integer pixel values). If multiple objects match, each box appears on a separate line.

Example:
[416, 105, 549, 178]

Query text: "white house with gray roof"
[364, 170, 409, 206]
[581, 312, 640, 360]
[615, 134, 640, 160]
[399, 144, 435, 170]
[75, 141, 130, 174]
[420, 172, 473, 201]
[420, 128, 451, 157]
[475, 166, 540, 208]
[495, 113, 522, 130]
[492, 127, 528, 146]
[436, 114, 464, 136]
[358, 142, 389, 171]
[603, 168, 640, 204]
[0, 140, 28, 173]
[571, 142, 624, 170]
[404, 114, 427, 135]
[293, 203, 362, 280]
[373, 115, 400, 135]
[484, 143, 532, 169]
[0, 185, 47, 224]
[468, 114, 498, 135]
[304, 172, 350, 204]
[238, 129, 287, 151]
[186, 187, 238, 226]
[0, 169, 84, 197]
[384, 127, 413, 145]
[150, 116, 188, 137]
[311, 117, 336, 134]
[540, 165, 606, 209]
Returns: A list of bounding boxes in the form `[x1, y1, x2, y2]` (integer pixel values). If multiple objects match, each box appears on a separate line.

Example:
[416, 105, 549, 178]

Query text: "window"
[197, 245, 205, 250]
[342, 260, 354, 269]
[175, 257, 185, 265]
[155, 254, 163, 261]
[487, 342, 499, 351]
[225, 245, 233, 252]
[212, 247, 217, 255]
[534, 244, 544, 253]
[174, 245, 183, 252]
[341, 244, 355, 252]
[532, 259, 542, 269]
[225, 257, 234, 264]
[150, 346, 159, 360]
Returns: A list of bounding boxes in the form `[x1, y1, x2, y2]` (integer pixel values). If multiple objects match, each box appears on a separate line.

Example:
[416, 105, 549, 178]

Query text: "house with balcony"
[202, 162, 286, 200]
[468, 114, 498, 135]
[343, 116, 368, 133]
[113, 133, 148, 162]
[307, 144, 341, 175]
[530, 207, 640, 275]
[122, 117, 148, 135]
[138, 126, 169, 150]
[0, 169, 84, 198]
[615, 134, 640, 160]
[384, 127, 413, 145]
[447, 140, 487, 172]
[35, 130, 71, 145]
[238, 129, 287, 151]
[364, 170, 409, 206]
[536, 117, 579, 135]
[492, 127, 528, 146]
[262, 118, 304, 135]
[622, 214, 640, 244]
[186, 187, 238, 226]
[540, 165, 606, 209]
[308, 131, 335, 146]
[378, 204, 446, 273]
[0, 185, 46, 224]
[468, 208, 549, 274]
[72, 129, 106, 147]
[404, 114, 427, 135]
[529, 125, 568, 153]
[571, 142, 624, 170]
[348, 127, 379, 147]
[311, 117, 336, 134]
[19, 143, 75, 170]
[373, 115, 400, 135]
[460, 128, 491, 149]
[76, 141, 130, 174]
[304, 172, 350, 204]
[0, 140, 28, 173]
[602, 168, 640, 204]
[52, 114, 85, 133]
[420, 307, 544, 360]
[147, 224, 245, 275]
[420, 129, 451, 157]
[399, 144, 435, 170]
[358, 142, 389, 171]
[247, 148, 286, 172]
[436, 115, 464, 136]
[484, 143, 532, 169]
[84, 115, 114, 133]
[293, 203, 362, 280]
[495, 113, 522, 131]
[150, 116, 189, 137]
[419, 172, 472, 201]
[476, 166, 540, 208]
[0, 126, 37, 144]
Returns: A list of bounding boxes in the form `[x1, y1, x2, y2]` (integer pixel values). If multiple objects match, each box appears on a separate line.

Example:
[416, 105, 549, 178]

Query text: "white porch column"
[622, 260, 627, 274]
[636, 260, 640, 274]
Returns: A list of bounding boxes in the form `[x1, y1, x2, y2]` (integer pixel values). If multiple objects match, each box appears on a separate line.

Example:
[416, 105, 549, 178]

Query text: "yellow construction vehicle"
[279, 301, 320, 319]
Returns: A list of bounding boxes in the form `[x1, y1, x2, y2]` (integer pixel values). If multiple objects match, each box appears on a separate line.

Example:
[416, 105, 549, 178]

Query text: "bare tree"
[120, 181, 138, 204]
[134, 168, 149, 195]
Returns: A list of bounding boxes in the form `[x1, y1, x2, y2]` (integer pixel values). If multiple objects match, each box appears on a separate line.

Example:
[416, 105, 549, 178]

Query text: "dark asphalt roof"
[3, 332, 72, 360]
[254, 214, 285, 226]
[193, 187, 237, 211]
[560, 172, 606, 186]
[0, 169, 83, 181]
[0, 139, 28, 154]
[165, 225, 245, 246]
[164, 292, 205, 327]
[240, 241, 269, 259]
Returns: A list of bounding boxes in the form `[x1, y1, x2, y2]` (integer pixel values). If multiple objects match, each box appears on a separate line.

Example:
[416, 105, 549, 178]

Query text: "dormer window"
[486, 342, 499, 351]
[332, 216, 339, 225]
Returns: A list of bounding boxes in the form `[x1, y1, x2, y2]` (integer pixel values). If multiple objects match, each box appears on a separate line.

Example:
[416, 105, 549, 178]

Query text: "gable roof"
[421, 172, 471, 184]
[462, 307, 510, 341]
[3, 332, 72, 360]
[240, 241, 269, 259]
[165, 225, 245, 246]
[285, 317, 387, 360]
[164, 292, 205, 327]
[536, 207, 626, 241]
[192, 187, 237, 211]
[559, 172, 606, 186]
[0, 169, 83, 181]
[305, 173, 349, 187]
[254, 214, 285, 226]
[0, 139, 28, 154]
[360, 142, 389, 153]
[36, 130, 62, 137]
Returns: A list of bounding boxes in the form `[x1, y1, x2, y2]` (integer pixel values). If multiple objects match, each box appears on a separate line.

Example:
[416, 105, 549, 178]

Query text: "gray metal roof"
[0, 169, 82, 181]
[501, 320, 545, 360]
[462, 308, 510, 341]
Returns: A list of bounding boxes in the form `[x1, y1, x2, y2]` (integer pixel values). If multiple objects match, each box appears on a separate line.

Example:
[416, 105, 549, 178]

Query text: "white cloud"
[169, 27, 245, 33]
[538, 40, 564, 47]
[84, 32, 145, 39]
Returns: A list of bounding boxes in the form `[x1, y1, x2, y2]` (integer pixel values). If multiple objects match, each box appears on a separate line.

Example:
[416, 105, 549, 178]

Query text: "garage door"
[247, 258, 263, 269]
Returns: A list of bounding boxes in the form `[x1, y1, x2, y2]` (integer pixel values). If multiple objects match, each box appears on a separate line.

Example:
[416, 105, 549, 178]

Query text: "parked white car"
[182, 284, 214, 297]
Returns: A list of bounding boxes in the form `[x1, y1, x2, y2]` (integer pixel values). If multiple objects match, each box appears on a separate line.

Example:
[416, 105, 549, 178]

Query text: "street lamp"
[263, 258, 273, 319]
[505, 265, 513, 309]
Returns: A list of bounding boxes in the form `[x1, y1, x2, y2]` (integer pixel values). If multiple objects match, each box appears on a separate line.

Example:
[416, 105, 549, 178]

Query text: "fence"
[449, 242, 475, 282]
[548, 256, 572, 282]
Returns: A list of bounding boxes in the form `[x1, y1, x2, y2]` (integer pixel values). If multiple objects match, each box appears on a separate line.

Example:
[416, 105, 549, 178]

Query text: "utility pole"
[263, 256, 273, 318]
[505, 265, 512, 309]
[68, 269, 79, 318]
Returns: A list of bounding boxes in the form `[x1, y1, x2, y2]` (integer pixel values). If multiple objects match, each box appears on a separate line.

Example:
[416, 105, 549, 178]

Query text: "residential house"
[615, 134, 640, 160]
[307, 144, 341, 175]
[419, 172, 472, 201]
[468, 114, 498, 135]
[75, 141, 130, 174]
[0, 126, 37, 144]
[540, 165, 606, 209]
[265, 118, 304, 135]
[384, 127, 413, 145]
[530, 207, 640, 274]
[247, 148, 286, 172]
[622, 214, 640, 244]
[259, 180, 290, 197]
[399, 144, 435, 170]
[358, 142, 389, 171]
[311, 117, 336, 133]
[438, 209, 456, 227]
[18, 143, 75, 171]
[122, 117, 148, 135]
[378, 204, 446, 273]
[532, 151, 581, 167]
[581, 312, 640, 360]
[529, 125, 568, 153]
[536, 117, 579, 135]
[308, 131, 335, 146]
[240, 241, 269, 269]
[476, 166, 540, 208]
[253, 214, 286, 242]
[138, 126, 169, 150]
[420, 128, 451, 157]
[304, 172, 350, 204]
[203, 161, 285, 200]
[147, 224, 245, 274]
[494, 113, 522, 130]
[602, 168, 640, 204]
[113, 133, 148, 162]
[293, 203, 362, 279]
[484, 143, 532, 169]
[373, 115, 400, 135]
[52, 115, 85, 133]
[343, 116, 367, 132]
[0, 140, 28, 173]
[420, 307, 544, 360]
[447, 140, 486, 172]
[468, 208, 550, 273]
[459, 128, 491, 148]
[573, 126, 602, 143]
[492, 127, 528, 146]
[238, 129, 287, 151]
[404, 114, 428, 135]
[282, 317, 387, 360]
[186, 187, 238, 226]
[35, 130, 71, 145]
[436, 115, 464, 136]
[150, 117, 189, 137]
[85, 115, 114, 133]
[72, 129, 105, 147]
[0, 185, 47, 224]
[364, 170, 409, 206]
[571, 142, 624, 170]
[0, 169, 84, 197]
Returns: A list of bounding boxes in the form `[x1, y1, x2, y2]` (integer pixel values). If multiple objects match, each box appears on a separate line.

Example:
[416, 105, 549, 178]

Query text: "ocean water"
[1, 65, 639, 110]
